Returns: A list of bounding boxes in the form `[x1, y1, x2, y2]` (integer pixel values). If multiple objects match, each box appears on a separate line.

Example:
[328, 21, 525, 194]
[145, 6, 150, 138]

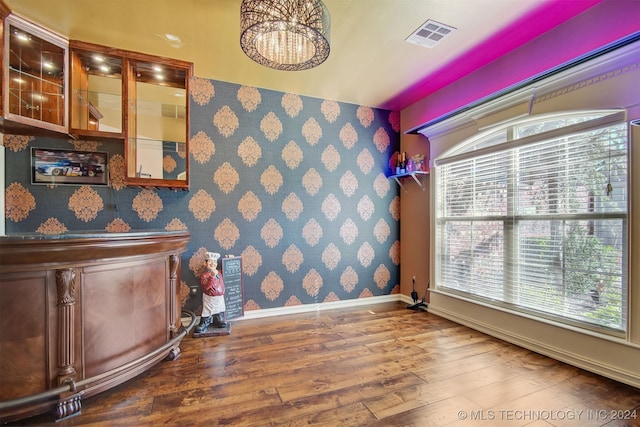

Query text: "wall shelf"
[388, 170, 429, 192]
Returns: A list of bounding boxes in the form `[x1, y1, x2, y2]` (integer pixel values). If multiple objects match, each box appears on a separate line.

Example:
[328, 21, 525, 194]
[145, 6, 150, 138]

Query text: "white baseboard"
[184, 294, 412, 325]
[237, 294, 403, 320]
[184, 294, 417, 324]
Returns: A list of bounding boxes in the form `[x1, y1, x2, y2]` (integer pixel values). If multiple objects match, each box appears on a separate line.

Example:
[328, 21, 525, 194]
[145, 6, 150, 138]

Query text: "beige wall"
[397, 133, 430, 300]
[399, 41, 640, 387]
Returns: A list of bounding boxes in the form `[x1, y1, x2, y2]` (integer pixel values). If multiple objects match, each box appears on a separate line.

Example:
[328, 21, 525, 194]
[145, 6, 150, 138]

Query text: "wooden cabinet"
[2, 14, 67, 134]
[0, 231, 190, 423]
[1, 6, 193, 190]
[69, 41, 192, 190]
[124, 54, 191, 189]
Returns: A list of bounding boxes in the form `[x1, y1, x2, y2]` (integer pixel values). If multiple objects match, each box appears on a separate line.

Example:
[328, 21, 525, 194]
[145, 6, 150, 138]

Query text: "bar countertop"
[0, 230, 190, 271]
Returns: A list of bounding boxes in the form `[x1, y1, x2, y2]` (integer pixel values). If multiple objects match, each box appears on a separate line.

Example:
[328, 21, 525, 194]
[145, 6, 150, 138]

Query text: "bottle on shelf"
[407, 157, 415, 173]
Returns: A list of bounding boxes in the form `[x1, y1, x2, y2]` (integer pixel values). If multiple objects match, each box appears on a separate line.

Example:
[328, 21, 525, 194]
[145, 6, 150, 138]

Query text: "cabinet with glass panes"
[1, 7, 193, 190]
[2, 14, 67, 134]
[69, 41, 192, 189]
[69, 41, 123, 139]
[124, 54, 191, 189]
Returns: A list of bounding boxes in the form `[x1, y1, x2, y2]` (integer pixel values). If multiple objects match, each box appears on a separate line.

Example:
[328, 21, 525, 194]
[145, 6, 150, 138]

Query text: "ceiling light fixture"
[240, 0, 331, 71]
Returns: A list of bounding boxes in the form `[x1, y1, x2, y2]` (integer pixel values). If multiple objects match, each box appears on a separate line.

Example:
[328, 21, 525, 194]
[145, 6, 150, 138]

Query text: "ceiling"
[4, 0, 600, 111]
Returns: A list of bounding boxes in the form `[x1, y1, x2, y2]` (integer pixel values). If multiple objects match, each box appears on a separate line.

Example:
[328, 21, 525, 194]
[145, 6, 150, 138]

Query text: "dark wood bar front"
[0, 230, 190, 422]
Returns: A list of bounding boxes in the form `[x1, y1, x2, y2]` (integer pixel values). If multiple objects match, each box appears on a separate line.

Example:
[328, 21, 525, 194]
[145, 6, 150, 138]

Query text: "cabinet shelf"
[388, 170, 429, 192]
[8, 66, 65, 90]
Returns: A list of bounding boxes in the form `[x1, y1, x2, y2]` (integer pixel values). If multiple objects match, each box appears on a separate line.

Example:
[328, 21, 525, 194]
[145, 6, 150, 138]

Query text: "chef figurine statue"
[195, 252, 228, 333]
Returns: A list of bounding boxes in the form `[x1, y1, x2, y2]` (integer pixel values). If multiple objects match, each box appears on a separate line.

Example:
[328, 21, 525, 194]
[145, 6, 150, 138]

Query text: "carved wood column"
[55, 268, 77, 385]
[168, 254, 180, 336]
[167, 254, 181, 360]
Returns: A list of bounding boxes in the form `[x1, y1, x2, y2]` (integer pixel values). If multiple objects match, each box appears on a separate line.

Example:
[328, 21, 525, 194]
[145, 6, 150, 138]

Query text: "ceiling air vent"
[406, 19, 456, 48]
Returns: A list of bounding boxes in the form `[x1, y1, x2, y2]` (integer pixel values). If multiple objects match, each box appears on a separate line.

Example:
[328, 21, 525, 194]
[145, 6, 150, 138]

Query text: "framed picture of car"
[31, 148, 109, 186]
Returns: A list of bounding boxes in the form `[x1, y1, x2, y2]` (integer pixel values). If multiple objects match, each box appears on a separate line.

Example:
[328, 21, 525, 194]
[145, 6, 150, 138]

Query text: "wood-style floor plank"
[11, 302, 640, 426]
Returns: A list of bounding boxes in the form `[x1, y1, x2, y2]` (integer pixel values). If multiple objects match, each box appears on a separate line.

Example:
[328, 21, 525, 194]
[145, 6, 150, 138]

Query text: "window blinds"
[435, 114, 628, 334]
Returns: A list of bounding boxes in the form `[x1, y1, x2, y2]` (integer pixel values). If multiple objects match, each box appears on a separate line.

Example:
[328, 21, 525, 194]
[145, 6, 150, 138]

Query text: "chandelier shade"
[240, 0, 331, 71]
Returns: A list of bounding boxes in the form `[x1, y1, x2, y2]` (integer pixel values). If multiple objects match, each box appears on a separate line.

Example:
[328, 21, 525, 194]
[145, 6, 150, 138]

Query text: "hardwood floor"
[12, 302, 640, 426]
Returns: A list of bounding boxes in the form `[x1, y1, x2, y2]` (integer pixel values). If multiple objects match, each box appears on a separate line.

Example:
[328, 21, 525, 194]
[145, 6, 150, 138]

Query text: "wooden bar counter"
[0, 230, 190, 422]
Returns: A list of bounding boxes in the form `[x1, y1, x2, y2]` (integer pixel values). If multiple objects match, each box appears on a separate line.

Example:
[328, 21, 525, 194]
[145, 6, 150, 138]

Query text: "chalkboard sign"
[222, 257, 244, 320]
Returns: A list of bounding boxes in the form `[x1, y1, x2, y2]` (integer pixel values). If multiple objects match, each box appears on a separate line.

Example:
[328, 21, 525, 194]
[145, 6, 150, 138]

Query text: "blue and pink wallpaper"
[3, 78, 401, 314]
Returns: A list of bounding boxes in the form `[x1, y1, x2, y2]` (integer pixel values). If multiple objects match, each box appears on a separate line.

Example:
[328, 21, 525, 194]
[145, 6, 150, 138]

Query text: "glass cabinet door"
[125, 57, 190, 189]
[3, 15, 67, 133]
[69, 42, 123, 136]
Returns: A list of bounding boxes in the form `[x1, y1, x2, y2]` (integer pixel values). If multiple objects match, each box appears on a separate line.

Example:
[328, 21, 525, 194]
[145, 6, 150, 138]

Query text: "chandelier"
[240, 0, 331, 71]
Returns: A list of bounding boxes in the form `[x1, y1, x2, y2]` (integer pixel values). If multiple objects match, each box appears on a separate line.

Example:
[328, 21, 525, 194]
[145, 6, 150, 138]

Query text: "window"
[435, 111, 628, 335]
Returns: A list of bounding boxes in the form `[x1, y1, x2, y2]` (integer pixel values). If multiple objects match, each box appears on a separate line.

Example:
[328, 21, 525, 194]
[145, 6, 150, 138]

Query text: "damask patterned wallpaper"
[3, 78, 401, 314]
